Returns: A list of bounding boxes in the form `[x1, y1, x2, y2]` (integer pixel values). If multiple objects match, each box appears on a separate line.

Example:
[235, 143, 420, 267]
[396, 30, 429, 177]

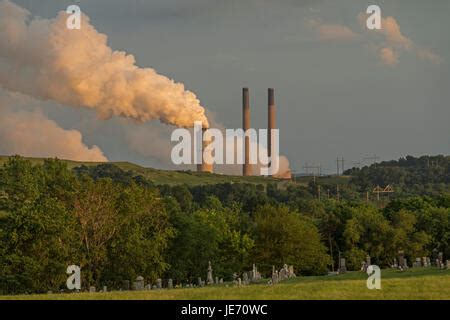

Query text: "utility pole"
[336, 157, 345, 175]
[336, 157, 340, 176]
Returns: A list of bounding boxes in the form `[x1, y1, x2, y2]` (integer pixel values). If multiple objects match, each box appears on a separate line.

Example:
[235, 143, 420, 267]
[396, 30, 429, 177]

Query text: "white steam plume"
[0, 93, 108, 162]
[0, 0, 209, 128]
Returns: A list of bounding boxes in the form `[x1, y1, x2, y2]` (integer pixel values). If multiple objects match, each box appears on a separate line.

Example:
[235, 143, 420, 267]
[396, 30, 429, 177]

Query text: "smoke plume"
[0, 92, 108, 162]
[0, 0, 209, 128]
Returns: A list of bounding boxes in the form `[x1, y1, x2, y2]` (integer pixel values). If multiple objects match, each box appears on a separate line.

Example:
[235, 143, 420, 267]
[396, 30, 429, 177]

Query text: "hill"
[0, 155, 281, 186]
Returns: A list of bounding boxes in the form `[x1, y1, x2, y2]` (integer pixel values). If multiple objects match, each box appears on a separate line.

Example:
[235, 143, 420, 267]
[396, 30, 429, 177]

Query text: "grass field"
[2, 268, 449, 300]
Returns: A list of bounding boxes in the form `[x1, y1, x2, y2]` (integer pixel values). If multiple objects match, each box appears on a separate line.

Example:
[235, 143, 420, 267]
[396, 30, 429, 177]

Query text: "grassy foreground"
[2, 268, 449, 300]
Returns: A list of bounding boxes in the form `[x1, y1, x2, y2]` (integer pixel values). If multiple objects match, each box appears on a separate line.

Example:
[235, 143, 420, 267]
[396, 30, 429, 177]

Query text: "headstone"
[237, 278, 242, 287]
[422, 257, 428, 267]
[361, 261, 367, 272]
[168, 279, 173, 289]
[398, 251, 406, 270]
[392, 258, 398, 269]
[219, 278, 223, 284]
[198, 277, 203, 287]
[215, 277, 219, 285]
[288, 265, 296, 278]
[207, 261, 214, 285]
[152, 285, 157, 290]
[446, 260, 450, 270]
[243, 272, 249, 285]
[413, 257, 422, 268]
[103, 286, 107, 292]
[338, 258, 347, 273]
[134, 276, 145, 291]
[145, 284, 152, 290]
[272, 269, 279, 284]
[89, 286, 96, 293]
[438, 252, 444, 269]
[156, 278, 162, 289]
[123, 280, 130, 291]
[436, 258, 440, 268]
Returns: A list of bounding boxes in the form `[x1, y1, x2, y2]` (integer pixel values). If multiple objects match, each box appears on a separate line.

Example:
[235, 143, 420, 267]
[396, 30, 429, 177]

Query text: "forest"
[0, 156, 449, 294]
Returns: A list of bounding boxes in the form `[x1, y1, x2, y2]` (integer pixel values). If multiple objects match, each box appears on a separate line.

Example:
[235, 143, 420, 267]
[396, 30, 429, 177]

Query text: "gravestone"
[168, 279, 173, 289]
[145, 284, 152, 290]
[89, 286, 96, 293]
[422, 257, 428, 267]
[237, 278, 242, 287]
[219, 278, 223, 284]
[272, 268, 279, 284]
[122, 280, 130, 291]
[413, 258, 422, 268]
[134, 276, 145, 291]
[446, 260, 450, 269]
[103, 286, 107, 292]
[398, 251, 405, 270]
[279, 268, 286, 281]
[392, 258, 398, 268]
[156, 278, 162, 289]
[215, 277, 219, 285]
[198, 277, 203, 287]
[338, 258, 347, 273]
[438, 252, 444, 268]
[243, 272, 249, 285]
[152, 285, 157, 290]
[361, 261, 367, 272]
[207, 261, 214, 285]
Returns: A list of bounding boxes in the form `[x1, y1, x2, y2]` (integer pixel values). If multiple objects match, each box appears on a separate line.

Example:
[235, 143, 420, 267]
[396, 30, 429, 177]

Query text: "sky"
[1, 0, 449, 174]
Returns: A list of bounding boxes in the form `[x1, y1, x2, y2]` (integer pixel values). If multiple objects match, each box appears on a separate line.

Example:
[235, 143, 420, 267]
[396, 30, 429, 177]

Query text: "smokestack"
[243, 88, 252, 176]
[197, 127, 213, 173]
[268, 88, 276, 176]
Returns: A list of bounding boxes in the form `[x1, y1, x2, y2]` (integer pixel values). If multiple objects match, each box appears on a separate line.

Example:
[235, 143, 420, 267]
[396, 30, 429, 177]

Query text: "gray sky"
[4, 0, 450, 173]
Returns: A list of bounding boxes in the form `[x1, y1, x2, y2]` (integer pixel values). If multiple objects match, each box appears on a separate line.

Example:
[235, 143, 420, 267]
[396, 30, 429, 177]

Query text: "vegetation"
[345, 155, 450, 197]
[0, 155, 449, 296]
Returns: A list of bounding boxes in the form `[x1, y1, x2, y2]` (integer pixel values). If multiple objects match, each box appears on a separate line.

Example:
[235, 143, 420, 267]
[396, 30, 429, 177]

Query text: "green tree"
[252, 204, 330, 276]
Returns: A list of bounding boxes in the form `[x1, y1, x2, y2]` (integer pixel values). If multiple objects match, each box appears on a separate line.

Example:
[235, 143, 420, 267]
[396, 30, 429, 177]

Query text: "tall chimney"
[243, 88, 252, 176]
[197, 127, 213, 173]
[268, 88, 276, 175]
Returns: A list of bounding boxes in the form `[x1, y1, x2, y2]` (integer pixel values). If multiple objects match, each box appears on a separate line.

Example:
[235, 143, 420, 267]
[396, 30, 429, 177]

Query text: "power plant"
[197, 87, 281, 177]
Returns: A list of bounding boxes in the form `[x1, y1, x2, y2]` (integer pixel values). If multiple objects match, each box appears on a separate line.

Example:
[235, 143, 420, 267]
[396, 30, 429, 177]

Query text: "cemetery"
[1, 261, 449, 300]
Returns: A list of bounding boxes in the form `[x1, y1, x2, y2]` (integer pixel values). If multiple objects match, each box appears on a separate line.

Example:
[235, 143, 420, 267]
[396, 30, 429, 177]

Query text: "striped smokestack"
[268, 88, 276, 176]
[243, 88, 252, 176]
